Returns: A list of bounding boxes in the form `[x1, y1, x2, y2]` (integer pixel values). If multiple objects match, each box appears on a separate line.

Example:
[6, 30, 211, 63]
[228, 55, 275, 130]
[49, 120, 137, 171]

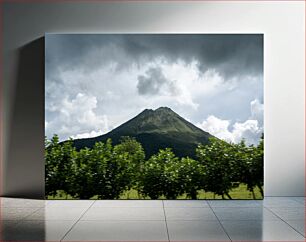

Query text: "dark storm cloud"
[45, 34, 263, 80]
[125, 34, 263, 79]
[137, 67, 180, 96]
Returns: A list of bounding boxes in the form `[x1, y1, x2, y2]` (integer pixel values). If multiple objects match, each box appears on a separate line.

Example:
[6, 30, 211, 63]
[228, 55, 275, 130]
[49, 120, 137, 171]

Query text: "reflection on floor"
[0, 197, 304, 241]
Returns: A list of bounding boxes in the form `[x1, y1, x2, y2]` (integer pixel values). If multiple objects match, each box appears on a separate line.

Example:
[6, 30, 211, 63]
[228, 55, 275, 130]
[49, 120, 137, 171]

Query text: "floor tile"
[0, 220, 20, 230]
[213, 207, 279, 221]
[0, 198, 45, 208]
[92, 200, 162, 208]
[165, 207, 217, 221]
[26, 207, 88, 220]
[268, 207, 305, 220]
[0, 207, 40, 220]
[1, 197, 304, 241]
[62, 220, 168, 241]
[263, 197, 304, 207]
[221, 220, 305, 241]
[1, 220, 75, 241]
[163, 200, 209, 207]
[46, 200, 94, 208]
[292, 197, 305, 205]
[286, 220, 305, 236]
[208, 199, 263, 207]
[0, 220, 21, 240]
[167, 220, 230, 241]
[81, 207, 165, 221]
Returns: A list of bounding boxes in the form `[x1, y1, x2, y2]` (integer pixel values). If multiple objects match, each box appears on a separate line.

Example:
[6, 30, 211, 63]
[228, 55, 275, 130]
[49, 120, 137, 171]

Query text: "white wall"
[2, 1, 304, 197]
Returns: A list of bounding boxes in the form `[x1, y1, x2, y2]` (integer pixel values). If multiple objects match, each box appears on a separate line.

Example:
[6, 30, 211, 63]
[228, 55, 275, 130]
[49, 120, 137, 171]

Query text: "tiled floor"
[0, 197, 304, 241]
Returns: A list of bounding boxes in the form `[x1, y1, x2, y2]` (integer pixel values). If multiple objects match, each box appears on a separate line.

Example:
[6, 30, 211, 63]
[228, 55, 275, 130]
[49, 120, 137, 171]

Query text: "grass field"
[47, 184, 263, 200]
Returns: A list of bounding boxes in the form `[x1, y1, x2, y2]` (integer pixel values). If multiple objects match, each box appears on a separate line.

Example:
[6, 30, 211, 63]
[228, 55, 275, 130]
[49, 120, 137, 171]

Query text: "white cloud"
[71, 130, 105, 139]
[136, 62, 200, 110]
[231, 120, 262, 144]
[250, 99, 264, 124]
[45, 93, 109, 140]
[197, 115, 233, 142]
[45, 57, 263, 141]
[197, 116, 262, 145]
[197, 99, 263, 145]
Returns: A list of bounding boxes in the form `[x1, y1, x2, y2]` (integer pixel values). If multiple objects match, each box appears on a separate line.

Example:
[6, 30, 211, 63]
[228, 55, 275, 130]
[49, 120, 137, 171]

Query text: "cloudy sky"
[45, 34, 263, 145]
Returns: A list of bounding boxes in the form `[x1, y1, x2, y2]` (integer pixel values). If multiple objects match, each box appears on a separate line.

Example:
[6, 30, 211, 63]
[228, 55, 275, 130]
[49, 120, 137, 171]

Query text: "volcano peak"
[72, 107, 213, 158]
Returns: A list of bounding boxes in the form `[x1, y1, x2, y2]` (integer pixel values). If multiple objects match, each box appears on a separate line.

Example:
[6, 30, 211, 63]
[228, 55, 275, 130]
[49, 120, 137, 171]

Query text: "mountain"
[72, 107, 214, 159]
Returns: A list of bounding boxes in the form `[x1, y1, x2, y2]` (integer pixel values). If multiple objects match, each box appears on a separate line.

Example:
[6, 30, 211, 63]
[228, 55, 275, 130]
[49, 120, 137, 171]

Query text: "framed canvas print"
[45, 34, 263, 200]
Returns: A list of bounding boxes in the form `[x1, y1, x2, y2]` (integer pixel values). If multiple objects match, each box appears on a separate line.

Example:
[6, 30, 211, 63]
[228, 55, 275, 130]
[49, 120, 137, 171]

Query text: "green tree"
[233, 140, 256, 198]
[69, 148, 96, 199]
[114, 137, 145, 193]
[252, 135, 264, 196]
[45, 135, 76, 197]
[89, 139, 134, 199]
[139, 148, 182, 199]
[233, 136, 264, 199]
[68, 139, 134, 199]
[114, 136, 145, 164]
[178, 157, 205, 199]
[196, 137, 238, 199]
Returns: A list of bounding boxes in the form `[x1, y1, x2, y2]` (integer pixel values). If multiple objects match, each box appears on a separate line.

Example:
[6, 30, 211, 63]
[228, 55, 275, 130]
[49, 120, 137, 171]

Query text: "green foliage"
[69, 147, 96, 199]
[196, 137, 240, 199]
[45, 134, 264, 200]
[94, 140, 134, 199]
[244, 135, 264, 197]
[138, 148, 181, 199]
[138, 150, 207, 199]
[178, 157, 206, 199]
[70, 139, 134, 199]
[196, 136, 264, 199]
[256, 135, 264, 196]
[45, 134, 76, 197]
[114, 136, 145, 190]
[114, 136, 146, 164]
[228, 136, 264, 199]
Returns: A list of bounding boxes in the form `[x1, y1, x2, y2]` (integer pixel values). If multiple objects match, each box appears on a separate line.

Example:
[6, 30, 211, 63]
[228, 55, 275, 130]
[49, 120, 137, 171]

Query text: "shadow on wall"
[5, 37, 45, 199]
[1, 215, 46, 241]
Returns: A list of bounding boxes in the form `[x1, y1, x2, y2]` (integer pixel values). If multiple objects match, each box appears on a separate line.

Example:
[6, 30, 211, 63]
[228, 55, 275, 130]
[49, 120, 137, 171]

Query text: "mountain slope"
[72, 107, 214, 158]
